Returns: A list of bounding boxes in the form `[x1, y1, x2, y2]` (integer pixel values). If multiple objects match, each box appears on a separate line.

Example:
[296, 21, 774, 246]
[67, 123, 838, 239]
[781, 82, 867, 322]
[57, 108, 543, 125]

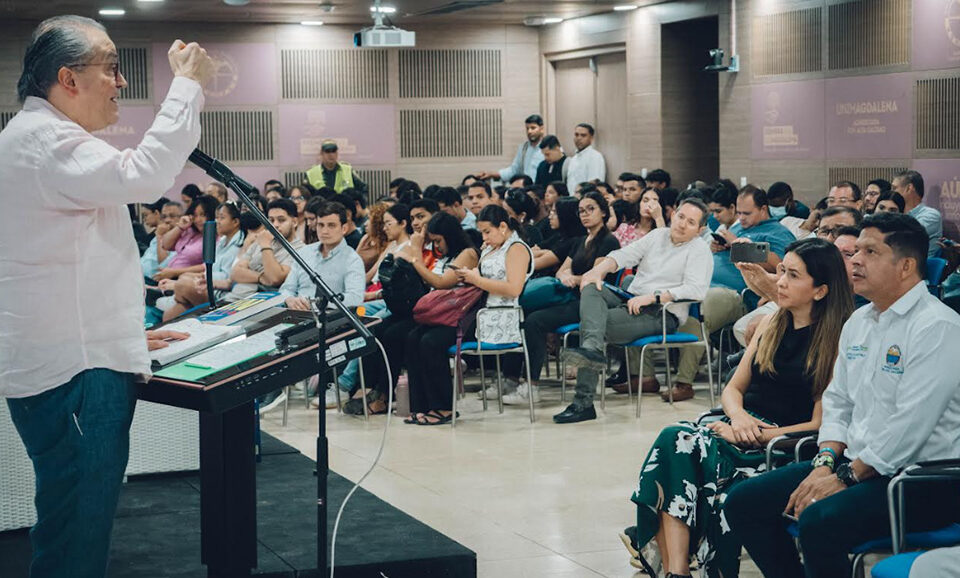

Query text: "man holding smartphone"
[669, 185, 794, 401]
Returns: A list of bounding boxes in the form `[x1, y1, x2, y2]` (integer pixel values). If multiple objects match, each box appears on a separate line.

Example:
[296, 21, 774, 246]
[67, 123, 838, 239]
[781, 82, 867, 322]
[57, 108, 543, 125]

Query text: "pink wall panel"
[825, 73, 912, 159]
[278, 104, 396, 168]
[152, 43, 278, 106]
[751, 80, 825, 160]
[913, 0, 960, 71]
[91, 106, 156, 152]
[915, 159, 960, 237]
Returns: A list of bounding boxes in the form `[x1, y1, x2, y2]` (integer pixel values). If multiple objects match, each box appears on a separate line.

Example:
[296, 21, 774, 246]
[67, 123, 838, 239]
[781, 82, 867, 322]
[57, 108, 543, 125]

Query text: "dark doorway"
[661, 16, 720, 188]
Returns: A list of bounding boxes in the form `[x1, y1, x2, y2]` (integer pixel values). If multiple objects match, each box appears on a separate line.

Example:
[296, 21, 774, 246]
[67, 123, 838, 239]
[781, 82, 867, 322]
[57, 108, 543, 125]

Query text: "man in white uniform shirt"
[0, 16, 213, 578]
[726, 212, 960, 578]
[565, 123, 606, 191]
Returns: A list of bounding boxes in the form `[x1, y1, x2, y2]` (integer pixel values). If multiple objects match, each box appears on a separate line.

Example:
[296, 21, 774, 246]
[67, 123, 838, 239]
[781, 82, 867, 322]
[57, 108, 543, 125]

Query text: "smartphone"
[730, 241, 770, 264]
[602, 282, 635, 301]
[711, 233, 728, 246]
[782, 511, 798, 522]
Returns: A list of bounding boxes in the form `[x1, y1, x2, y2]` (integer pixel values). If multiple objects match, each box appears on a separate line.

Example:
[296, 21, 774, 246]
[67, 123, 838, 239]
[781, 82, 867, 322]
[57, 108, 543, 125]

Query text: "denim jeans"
[6, 368, 137, 578]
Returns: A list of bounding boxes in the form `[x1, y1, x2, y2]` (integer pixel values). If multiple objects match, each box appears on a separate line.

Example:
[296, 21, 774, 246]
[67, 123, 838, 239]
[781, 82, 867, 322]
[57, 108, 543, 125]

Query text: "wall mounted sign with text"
[751, 80, 825, 160]
[913, 0, 960, 70]
[825, 73, 912, 159]
[915, 159, 960, 238]
[153, 43, 278, 106]
[278, 104, 396, 168]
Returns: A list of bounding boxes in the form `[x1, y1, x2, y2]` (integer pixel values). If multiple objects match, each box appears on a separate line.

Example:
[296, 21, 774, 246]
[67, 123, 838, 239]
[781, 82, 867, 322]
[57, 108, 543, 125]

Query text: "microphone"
[202, 220, 218, 308]
[203, 220, 217, 265]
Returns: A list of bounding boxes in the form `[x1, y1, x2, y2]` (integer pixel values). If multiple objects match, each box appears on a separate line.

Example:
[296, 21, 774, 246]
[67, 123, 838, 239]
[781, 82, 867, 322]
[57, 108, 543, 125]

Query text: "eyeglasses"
[817, 227, 842, 237]
[828, 198, 854, 205]
[290, 195, 304, 201]
[68, 60, 121, 82]
[578, 205, 598, 215]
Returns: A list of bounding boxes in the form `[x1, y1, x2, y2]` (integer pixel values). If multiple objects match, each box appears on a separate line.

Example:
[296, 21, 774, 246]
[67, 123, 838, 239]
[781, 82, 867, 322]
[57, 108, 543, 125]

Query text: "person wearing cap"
[478, 114, 545, 182]
[306, 140, 368, 196]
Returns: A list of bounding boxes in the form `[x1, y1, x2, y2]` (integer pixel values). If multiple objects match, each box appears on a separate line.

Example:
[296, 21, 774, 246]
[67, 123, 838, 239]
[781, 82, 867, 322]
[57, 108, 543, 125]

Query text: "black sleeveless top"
[742, 322, 815, 427]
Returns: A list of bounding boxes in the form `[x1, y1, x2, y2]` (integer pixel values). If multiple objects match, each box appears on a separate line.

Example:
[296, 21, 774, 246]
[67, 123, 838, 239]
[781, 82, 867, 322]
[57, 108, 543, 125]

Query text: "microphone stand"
[189, 148, 373, 576]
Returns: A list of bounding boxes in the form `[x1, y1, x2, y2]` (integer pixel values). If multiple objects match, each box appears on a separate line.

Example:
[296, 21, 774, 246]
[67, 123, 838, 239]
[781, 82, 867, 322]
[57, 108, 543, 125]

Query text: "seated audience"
[622, 237, 853, 577]
[405, 205, 533, 425]
[280, 201, 365, 311]
[464, 181, 495, 218]
[343, 212, 480, 415]
[290, 184, 313, 242]
[343, 187, 368, 233]
[330, 193, 363, 248]
[435, 185, 476, 230]
[499, 192, 620, 403]
[726, 212, 960, 578]
[353, 202, 389, 273]
[862, 178, 891, 214]
[615, 185, 665, 246]
[561, 198, 713, 423]
[365, 203, 413, 304]
[141, 200, 181, 280]
[815, 206, 862, 242]
[223, 198, 304, 302]
[265, 185, 286, 203]
[180, 183, 202, 206]
[876, 190, 905, 213]
[155, 194, 220, 282]
[893, 169, 942, 257]
[503, 188, 544, 247]
[395, 179, 422, 206]
[673, 186, 794, 401]
[205, 181, 228, 204]
[301, 197, 324, 245]
[767, 181, 810, 220]
[161, 201, 246, 321]
[659, 187, 680, 223]
[646, 169, 671, 190]
[708, 183, 738, 234]
[533, 196, 586, 275]
[826, 181, 863, 211]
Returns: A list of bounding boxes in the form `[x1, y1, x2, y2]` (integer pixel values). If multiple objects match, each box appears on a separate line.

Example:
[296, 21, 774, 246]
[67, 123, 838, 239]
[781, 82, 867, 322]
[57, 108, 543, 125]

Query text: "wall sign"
[751, 80, 825, 160]
[278, 104, 396, 168]
[825, 73, 912, 159]
[153, 43, 278, 106]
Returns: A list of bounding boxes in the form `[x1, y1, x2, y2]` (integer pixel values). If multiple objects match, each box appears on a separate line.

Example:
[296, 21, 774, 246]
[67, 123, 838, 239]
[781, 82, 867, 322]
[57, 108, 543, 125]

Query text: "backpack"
[378, 254, 428, 318]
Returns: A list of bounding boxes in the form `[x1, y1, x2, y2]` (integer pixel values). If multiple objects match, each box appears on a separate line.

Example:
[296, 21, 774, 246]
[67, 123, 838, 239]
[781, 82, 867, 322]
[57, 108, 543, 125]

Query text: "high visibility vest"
[306, 163, 355, 193]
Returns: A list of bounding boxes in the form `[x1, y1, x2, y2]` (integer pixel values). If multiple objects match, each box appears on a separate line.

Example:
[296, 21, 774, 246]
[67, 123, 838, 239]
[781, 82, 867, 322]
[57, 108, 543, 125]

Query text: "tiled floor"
[261, 370, 765, 578]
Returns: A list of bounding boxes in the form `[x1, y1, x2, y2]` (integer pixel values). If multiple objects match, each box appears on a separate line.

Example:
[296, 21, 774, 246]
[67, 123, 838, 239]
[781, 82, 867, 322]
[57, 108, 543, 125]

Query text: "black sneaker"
[562, 347, 606, 370]
[553, 403, 597, 424]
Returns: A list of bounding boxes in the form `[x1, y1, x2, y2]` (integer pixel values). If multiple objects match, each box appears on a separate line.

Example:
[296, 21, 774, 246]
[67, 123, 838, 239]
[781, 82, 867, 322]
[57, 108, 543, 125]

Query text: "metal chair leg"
[304, 378, 311, 409]
[281, 385, 290, 427]
[495, 353, 504, 414]
[333, 367, 343, 414]
[452, 350, 460, 427]
[704, 336, 716, 408]
[522, 340, 535, 423]
[358, 358, 369, 421]
[479, 352, 487, 411]
[664, 345, 674, 405]
[560, 333, 569, 403]
[851, 553, 866, 578]
[636, 347, 647, 418]
[623, 346, 633, 405]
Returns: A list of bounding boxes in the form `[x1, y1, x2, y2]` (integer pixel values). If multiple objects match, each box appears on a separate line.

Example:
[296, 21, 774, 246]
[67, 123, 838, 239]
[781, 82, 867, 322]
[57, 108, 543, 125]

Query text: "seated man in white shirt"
[894, 169, 943, 257]
[560, 199, 714, 424]
[726, 212, 960, 578]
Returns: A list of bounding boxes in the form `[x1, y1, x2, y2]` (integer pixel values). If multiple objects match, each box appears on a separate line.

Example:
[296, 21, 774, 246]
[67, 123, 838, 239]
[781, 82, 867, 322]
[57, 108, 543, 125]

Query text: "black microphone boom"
[187, 147, 371, 576]
[202, 220, 218, 309]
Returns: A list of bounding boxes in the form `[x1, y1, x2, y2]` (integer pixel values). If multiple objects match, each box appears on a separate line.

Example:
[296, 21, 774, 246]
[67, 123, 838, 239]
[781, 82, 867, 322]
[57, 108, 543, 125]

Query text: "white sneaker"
[259, 390, 287, 414]
[475, 377, 518, 400]
[503, 382, 540, 405]
[310, 385, 342, 409]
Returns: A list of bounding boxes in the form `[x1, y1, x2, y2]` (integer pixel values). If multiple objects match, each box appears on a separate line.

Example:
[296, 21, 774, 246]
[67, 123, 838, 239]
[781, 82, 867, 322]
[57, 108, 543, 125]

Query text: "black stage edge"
[0, 433, 476, 578]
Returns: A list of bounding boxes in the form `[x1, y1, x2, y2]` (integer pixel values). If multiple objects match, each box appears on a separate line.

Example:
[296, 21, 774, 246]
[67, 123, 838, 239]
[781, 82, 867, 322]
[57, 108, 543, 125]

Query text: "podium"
[138, 308, 379, 577]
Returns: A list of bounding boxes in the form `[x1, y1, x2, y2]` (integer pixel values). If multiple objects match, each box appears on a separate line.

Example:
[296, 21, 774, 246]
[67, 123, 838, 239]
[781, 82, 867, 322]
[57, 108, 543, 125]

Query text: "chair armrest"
[696, 407, 726, 424]
[888, 459, 960, 553]
[764, 431, 819, 471]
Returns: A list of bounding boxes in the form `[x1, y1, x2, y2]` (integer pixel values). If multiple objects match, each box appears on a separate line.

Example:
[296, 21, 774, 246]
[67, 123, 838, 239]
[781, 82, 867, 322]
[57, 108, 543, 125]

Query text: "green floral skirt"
[630, 419, 771, 578]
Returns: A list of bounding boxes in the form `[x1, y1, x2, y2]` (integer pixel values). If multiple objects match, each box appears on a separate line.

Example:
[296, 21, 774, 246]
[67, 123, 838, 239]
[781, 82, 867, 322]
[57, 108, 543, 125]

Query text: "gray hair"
[678, 197, 710, 226]
[17, 15, 106, 103]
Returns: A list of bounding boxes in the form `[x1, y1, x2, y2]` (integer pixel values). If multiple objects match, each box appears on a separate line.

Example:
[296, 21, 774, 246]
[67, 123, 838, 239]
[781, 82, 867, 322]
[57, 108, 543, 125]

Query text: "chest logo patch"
[883, 345, 904, 374]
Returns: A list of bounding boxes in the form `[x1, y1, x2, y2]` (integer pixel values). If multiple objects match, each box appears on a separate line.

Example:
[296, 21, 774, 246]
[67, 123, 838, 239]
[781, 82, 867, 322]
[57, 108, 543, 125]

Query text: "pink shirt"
[167, 226, 203, 269]
[0, 77, 204, 398]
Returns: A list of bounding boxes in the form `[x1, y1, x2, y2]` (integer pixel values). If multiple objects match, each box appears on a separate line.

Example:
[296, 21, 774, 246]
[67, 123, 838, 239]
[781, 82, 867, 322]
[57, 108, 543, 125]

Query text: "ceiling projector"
[353, 26, 416, 48]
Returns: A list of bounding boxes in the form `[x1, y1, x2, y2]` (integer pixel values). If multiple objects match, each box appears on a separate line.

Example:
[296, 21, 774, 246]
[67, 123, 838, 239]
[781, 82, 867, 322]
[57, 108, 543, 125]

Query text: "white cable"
[329, 336, 393, 578]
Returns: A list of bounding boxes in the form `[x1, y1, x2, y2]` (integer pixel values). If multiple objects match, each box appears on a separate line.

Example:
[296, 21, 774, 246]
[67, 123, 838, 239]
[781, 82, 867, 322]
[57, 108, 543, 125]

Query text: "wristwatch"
[654, 290, 662, 305]
[835, 462, 859, 487]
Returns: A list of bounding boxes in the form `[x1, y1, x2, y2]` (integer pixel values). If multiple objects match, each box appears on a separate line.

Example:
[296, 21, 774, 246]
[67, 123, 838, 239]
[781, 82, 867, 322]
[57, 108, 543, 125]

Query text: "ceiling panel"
[0, 0, 669, 25]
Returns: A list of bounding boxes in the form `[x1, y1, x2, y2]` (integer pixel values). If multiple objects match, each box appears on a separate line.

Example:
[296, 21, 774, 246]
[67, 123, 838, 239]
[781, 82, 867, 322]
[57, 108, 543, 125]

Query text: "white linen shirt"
[818, 281, 960, 476]
[605, 227, 714, 326]
[565, 145, 606, 189]
[0, 77, 204, 398]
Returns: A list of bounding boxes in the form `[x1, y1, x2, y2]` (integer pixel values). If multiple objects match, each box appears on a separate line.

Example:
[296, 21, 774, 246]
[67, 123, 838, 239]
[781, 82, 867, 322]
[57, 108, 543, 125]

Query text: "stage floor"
[0, 433, 476, 578]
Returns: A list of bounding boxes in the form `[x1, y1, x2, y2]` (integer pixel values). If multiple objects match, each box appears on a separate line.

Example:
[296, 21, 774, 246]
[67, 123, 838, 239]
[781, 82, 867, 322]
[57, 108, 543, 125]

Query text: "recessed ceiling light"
[99, 8, 125, 16]
[300, 20, 324, 26]
[614, 4, 638, 10]
[370, 5, 397, 13]
[137, 0, 164, 3]
[542, 17, 564, 24]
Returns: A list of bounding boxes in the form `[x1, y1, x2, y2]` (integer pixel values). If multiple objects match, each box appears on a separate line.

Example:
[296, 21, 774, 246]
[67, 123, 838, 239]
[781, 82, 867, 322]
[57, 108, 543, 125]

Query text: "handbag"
[518, 276, 576, 312]
[412, 285, 485, 327]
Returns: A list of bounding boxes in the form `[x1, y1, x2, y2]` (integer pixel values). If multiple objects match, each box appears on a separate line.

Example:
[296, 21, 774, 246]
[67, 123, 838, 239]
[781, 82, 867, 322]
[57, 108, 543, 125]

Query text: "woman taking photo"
[621, 238, 854, 578]
[344, 212, 479, 415]
[500, 191, 621, 404]
[405, 205, 533, 425]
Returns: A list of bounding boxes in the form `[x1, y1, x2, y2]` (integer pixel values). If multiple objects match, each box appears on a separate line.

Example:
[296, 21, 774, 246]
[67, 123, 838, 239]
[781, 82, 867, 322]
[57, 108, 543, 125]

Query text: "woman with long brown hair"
[621, 237, 854, 578]
[355, 202, 389, 272]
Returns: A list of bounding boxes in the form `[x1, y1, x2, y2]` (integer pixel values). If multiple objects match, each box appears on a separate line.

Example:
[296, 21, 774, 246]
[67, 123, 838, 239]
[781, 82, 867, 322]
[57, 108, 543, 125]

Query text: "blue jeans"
[6, 369, 137, 578]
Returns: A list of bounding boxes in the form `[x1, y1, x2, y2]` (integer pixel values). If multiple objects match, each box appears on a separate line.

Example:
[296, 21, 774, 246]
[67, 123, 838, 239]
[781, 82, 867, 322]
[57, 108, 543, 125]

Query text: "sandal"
[416, 410, 458, 426]
[403, 413, 425, 425]
[343, 390, 386, 415]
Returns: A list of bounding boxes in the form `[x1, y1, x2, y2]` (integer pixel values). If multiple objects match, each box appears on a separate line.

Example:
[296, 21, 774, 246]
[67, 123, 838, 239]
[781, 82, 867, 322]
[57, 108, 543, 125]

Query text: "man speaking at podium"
[0, 16, 213, 578]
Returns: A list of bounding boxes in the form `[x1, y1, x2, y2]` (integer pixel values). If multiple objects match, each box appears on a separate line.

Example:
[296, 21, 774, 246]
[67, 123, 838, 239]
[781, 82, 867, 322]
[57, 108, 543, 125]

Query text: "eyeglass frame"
[66, 59, 122, 83]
